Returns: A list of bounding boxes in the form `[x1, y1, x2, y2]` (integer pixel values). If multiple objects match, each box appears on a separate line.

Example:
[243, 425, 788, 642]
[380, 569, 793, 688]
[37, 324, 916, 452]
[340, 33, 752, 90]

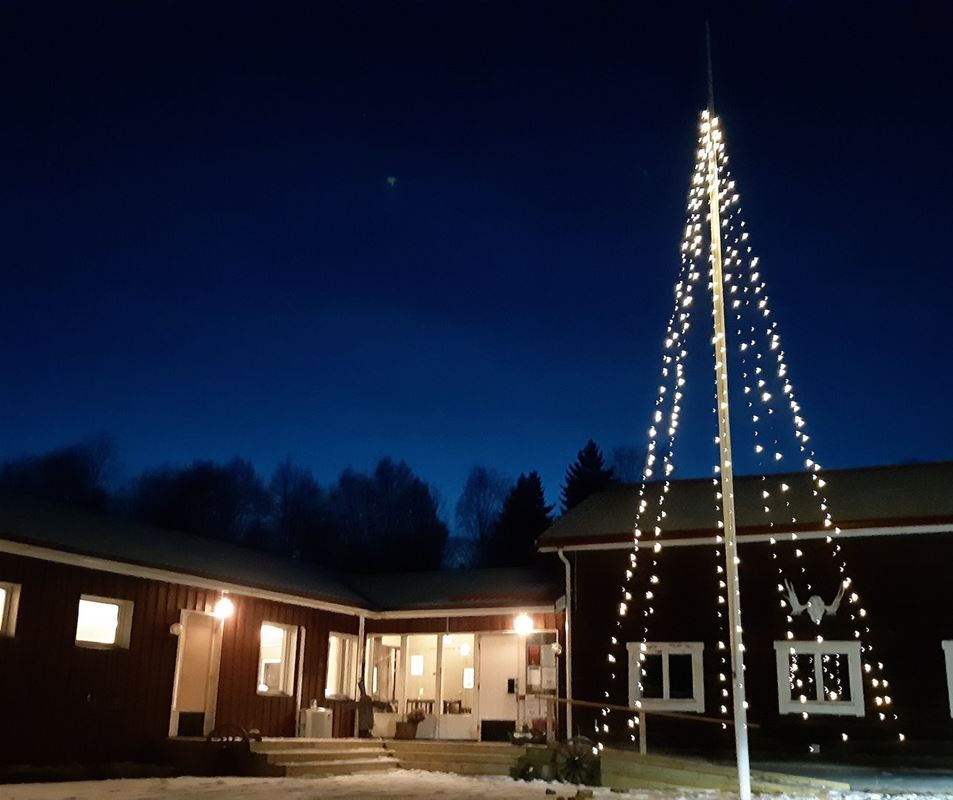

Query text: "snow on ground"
[4, 770, 953, 800]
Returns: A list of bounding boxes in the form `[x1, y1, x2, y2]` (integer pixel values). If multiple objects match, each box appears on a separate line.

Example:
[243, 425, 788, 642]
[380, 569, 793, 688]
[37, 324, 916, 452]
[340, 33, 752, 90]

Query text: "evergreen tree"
[560, 439, 616, 514]
[482, 471, 553, 567]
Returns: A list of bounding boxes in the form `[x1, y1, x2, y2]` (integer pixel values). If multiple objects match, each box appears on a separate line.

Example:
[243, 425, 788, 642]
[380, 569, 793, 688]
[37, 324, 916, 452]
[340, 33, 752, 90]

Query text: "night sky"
[2, 2, 952, 520]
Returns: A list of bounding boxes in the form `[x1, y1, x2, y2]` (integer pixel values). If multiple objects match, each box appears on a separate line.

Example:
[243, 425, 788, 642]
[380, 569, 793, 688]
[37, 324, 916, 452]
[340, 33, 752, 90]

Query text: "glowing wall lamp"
[213, 596, 235, 620]
[513, 613, 534, 636]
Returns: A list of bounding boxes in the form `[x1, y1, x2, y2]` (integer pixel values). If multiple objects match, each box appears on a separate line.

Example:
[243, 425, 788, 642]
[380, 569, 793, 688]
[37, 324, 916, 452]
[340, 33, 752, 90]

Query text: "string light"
[600, 107, 904, 749]
[715, 115, 904, 743]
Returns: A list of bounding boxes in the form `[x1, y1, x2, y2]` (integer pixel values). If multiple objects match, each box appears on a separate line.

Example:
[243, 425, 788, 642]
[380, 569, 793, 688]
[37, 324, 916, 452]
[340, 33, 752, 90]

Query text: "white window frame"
[325, 631, 359, 700]
[0, 582, 21, 638]
[626, 641, 705, 713]
[75, 594, 134, 649]
[942, 641, 953, 718]
[773, 640, 864, 717]
[256, 621, 298, 697]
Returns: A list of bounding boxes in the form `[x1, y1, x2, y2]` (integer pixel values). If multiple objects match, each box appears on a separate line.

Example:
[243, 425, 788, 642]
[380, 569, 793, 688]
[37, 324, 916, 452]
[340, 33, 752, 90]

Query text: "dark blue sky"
[2, 1, 951, 520]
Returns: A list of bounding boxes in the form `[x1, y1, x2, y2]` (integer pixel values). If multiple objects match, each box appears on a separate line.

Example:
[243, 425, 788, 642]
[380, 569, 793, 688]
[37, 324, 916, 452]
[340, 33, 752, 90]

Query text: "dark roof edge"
[539, 513, 953, 550]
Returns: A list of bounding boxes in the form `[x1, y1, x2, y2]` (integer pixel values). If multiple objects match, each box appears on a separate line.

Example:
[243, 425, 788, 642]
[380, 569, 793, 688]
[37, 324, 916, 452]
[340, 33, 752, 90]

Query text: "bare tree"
[609, 445, 645, 484]
[0, 435, 117, 512]
[455, 466, 511, 545]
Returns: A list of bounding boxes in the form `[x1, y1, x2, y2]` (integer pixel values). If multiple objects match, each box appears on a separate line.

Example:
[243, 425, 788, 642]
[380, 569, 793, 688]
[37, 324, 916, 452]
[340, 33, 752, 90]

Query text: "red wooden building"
[0, 497, 564, 766]
[538, 461, 953, 754]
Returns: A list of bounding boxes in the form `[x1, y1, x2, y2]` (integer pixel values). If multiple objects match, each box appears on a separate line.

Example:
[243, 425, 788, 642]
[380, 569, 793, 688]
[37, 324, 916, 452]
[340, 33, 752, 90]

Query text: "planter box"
[394, 721, 419, 740]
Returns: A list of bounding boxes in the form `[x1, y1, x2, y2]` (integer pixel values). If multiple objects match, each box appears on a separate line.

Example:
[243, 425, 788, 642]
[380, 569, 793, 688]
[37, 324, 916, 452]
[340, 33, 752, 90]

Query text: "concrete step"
[263, 747, 393, 763]
[386, 740, 517, 755]
[253, 738, 374, 752]
[394, 749, 516, 764]
[280, 758, 399, 777]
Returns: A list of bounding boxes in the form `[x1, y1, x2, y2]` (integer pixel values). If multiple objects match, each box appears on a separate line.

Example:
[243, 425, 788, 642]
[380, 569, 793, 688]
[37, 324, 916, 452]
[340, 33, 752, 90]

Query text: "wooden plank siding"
[567, 531, 953, 751]
[0, 551, 360, 765]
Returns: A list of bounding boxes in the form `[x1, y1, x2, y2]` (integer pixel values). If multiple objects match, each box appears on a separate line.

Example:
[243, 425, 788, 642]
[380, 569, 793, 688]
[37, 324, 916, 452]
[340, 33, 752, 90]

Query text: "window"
[942, 641, 953, 718]
[773, 640, 864, 716]
[365, 634, 401, 706]
[0, 582, 21, 637]
[257, 622, 297, 696]
[75, 595, 133, 648]
[626, 641, 705, 712]
[325, 632, 358, 699]
[440, 633, 475, 714]
[403, 634, 438, 713]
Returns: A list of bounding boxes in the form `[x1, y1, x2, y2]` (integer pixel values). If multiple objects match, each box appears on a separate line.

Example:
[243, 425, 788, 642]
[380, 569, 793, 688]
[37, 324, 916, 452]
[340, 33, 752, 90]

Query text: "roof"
[0, 496, 563, 613]
[537, 461, 953, 549]
[0, 495, 370, 608]
[350, 565, 562, 612]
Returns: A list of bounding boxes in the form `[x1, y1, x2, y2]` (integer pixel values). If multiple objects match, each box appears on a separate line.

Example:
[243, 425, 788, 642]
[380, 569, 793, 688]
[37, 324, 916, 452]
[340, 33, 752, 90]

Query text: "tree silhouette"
[609, 445, 645, 483]
[130, 458, 272, 545]
[560, 439, 616, 513]
[324, 458, 448, 573]
[0, 436, 116, 513]
[482, 471, 553, 567]
[455, 466, 511, 545]
[270, 459, 325, 558]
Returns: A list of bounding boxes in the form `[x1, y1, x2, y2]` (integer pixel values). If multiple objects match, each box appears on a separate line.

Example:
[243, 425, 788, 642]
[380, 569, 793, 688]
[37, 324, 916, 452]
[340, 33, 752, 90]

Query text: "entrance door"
[478, 634, 519, 740]
[169, 610, 223, 737]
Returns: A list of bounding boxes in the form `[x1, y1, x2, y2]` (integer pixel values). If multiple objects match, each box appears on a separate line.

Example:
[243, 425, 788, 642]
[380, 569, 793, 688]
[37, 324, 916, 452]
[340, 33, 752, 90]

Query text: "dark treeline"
[0, 437, 641, 573]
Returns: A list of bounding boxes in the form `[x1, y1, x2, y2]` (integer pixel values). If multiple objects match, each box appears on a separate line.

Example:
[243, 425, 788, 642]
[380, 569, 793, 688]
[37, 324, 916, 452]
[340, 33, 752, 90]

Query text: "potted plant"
[394, 709, 426, 739]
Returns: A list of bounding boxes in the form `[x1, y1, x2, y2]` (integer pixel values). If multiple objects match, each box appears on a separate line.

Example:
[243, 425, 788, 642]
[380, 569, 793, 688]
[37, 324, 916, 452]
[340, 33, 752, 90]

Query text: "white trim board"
[625, 641, 705, 713]
[539, 522, 953, 552]
[0, 538, 561, 622]
[942, 641, 953, 719]
[773, 639, 865, 717]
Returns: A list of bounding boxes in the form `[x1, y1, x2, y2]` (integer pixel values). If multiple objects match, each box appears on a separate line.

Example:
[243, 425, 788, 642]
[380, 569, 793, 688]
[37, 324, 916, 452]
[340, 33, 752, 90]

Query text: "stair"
[600, 749, 852, 794]
[251, 738, 398, 777]
[386, 739, 526, 776]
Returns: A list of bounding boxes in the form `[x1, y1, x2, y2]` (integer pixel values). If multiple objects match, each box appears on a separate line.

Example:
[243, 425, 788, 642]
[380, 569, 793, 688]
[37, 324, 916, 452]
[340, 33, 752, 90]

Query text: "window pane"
[440, 634, 474, 714]
[822, 653, 852, 702]
[325, 633, 356, 699]
[76, 599, 120, 645]
[366, 635, 400, 708]
[641, 653, 664, 698]
[0, 587, 6, 632]
[405, 634, 437, 714]
[259, 623, 296, 695]
[669, 653, 694, 699]
[789, 653, 818, 702]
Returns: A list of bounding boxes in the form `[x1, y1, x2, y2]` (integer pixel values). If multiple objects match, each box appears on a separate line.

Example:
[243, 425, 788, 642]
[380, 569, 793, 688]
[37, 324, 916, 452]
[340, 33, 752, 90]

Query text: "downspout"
[557, 548, 573, 739]
[354, 613, 366, 737]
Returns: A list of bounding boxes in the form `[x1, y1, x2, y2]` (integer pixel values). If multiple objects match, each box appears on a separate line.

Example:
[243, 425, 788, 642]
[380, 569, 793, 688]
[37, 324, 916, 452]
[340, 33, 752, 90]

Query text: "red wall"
[0, 551, 358, 765]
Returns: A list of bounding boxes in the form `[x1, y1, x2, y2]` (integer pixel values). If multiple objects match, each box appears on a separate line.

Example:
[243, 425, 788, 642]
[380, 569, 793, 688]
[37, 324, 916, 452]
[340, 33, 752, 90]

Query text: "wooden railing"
[554, 696, 758, 755]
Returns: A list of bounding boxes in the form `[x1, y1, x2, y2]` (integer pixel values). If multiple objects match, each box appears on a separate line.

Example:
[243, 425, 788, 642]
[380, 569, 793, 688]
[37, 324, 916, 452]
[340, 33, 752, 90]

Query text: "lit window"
[410, 654, 425, 676]
[773, 640, 864, 716]
[325, 632, 358, 699]
[75, 595, 133, 648]
[0, 582, 21, 637]
[626, 641, 704, 712]
[257, 622, 298, 696]
[365, 634, 401, 703]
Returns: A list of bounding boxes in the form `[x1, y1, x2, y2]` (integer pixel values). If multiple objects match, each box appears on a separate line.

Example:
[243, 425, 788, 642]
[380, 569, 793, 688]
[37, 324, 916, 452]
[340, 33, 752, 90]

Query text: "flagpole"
[705, 98, 753, 799]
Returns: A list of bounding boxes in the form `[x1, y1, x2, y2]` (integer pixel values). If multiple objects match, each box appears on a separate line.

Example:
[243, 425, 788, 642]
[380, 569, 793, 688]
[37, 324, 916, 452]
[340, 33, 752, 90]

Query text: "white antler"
[784, 579, 807, 616]
[826, 581, 847, 615]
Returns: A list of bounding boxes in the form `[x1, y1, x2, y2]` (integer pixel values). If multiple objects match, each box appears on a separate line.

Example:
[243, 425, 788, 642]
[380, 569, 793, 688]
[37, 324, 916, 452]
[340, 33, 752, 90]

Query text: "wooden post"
[638, 710, 647, 755]
[706, 109, 752, 800]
